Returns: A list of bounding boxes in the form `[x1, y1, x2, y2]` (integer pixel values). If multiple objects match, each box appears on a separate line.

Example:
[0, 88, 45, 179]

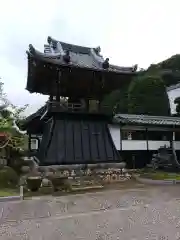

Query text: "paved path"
[1, 186, 180, 239]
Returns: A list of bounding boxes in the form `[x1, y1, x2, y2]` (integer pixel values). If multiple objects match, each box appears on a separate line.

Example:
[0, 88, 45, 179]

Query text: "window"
[147, 131, 172, 141]
[30, 139, 38, 150]
[121, 131, 132, 140]
[175, 132, 180, 141]
[122, 130, 146, 140]
[131, 130, 146, 140]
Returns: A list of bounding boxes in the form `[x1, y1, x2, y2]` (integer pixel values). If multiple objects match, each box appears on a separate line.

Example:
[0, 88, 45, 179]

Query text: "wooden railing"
[49, 101, 84, 112]
[48, 101, 111, 115]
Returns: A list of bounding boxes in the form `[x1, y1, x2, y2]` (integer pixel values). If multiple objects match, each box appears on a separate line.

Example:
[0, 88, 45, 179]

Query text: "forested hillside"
[102, 54, 180, 116]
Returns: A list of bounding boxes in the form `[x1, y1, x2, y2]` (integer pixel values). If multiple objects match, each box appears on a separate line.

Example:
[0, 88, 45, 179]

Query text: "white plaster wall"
[122, 140, 147, 150]
[108, 124, 121, 150]
[174, 141, 180, 150]
[148, 141, 170, 150]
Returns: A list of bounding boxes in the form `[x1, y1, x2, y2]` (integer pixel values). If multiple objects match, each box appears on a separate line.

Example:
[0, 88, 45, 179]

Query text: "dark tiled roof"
[26, 105, 46, 121]
[27, 36, 137, 74]
[21, 105, 47, 129]
[167, 83, 180, 91]
[113, 114, 180, 126]
[60, 42, 91, 54]
[65, 51, 101, 69]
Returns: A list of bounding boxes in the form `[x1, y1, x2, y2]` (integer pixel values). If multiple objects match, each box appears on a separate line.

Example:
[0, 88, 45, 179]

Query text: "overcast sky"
[0, 0, 180, 115]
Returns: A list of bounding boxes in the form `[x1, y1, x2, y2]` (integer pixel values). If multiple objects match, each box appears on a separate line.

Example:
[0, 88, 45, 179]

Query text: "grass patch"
[140, 172, 180, 180]
[0, 188, 19, 197]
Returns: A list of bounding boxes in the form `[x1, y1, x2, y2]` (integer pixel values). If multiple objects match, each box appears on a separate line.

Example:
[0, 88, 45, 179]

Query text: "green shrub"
[128, 75, 171, 116]
[26, 177, 42, 192]
[0, 166, 19, 188]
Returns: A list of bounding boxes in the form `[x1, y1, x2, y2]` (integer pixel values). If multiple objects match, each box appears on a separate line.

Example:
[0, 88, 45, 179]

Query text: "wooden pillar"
[98, 99, 101, 112]
[145, 128, 150, 164]
[170, 127, 175, 148]
[120, 126, 122, 151]
[56, 71, 61, 102]
[86, 99, 89, 112]
[173, 128, 175, 141]
[49, 95, 53, 102]
[36, 137, 41, 150]
[28, 134, 31, 151]
[146, 128, 149, 151]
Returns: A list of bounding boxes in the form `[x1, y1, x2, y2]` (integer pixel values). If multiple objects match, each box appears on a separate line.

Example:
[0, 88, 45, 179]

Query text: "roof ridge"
[114, 113, 180, 126]
[59, 41, 92, 50]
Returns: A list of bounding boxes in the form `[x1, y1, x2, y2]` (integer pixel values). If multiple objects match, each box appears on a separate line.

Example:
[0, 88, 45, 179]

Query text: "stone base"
[72, 185, 103, 192]
[21, 164, 132, 195]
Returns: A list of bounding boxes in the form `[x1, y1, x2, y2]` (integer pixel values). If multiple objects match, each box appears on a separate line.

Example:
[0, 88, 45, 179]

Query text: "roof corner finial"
[94, 46, 101, 56]
[63, 50, 70, 64]
[29, 44, 35, 54]
[132, 64, 138, 72]
[102, 58, 109, 69]
[47, 36, 52, 44]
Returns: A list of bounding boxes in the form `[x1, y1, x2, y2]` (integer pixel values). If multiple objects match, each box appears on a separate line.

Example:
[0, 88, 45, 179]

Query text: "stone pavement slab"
[0, 186, 180, 239]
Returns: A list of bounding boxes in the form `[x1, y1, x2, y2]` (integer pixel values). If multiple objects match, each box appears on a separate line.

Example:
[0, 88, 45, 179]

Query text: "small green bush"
[26, 177, 42, 192]
[0, 166, 19, 188]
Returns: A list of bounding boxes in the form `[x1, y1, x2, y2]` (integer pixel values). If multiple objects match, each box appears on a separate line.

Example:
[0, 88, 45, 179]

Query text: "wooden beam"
[56, 71, 61, 101]
[121, 125, 178, 132]
[28, 134, 31, 151]
[146, 128, 149, 151]
[120, 127, 122, 151]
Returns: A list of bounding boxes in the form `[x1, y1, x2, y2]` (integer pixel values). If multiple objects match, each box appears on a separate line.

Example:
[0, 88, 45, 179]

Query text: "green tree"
[101, 87, 129, 114]
[0, 81, 28, 151]
[146, 55, 180, 87]
[128, 74, 171, 116]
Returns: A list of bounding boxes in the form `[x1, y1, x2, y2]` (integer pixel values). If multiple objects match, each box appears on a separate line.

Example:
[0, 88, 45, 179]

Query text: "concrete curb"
[135, 176, 180, 185]
[0, 196, 22, 202]
[72, 185, 103, 191]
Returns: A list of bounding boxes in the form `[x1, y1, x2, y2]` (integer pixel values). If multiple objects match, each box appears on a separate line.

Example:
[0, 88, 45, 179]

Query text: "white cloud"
[1, 0, 180, 115]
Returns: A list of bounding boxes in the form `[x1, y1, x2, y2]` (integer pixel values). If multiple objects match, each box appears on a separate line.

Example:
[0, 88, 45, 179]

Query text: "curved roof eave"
[27, 49, 136, 76]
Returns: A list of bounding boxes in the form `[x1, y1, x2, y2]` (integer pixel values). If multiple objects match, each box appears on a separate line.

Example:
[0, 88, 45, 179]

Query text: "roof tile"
[114, 114, 180, 126]
[37, 37, 136, 74]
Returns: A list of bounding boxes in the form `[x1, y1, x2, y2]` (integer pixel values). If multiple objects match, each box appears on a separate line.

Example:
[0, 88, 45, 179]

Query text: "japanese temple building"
[23, 109, 180, 168]
[24, 36, 137, 166]
[110, 114, 180, 168]
[24, 36, 180, 168]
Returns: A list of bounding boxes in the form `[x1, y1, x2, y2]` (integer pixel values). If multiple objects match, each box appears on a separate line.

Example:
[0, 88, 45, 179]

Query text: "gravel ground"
[1, 186, 180, 239]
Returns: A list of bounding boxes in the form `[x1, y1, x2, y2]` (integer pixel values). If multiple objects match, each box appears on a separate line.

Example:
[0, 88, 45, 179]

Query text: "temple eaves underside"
[26, 37, 137, 97]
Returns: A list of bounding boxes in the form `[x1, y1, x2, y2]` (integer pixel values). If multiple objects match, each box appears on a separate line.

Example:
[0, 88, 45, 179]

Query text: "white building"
[167, 84, 180, 114]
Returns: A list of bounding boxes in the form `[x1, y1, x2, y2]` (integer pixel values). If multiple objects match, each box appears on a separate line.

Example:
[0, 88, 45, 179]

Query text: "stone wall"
[22, 162, 131, 184]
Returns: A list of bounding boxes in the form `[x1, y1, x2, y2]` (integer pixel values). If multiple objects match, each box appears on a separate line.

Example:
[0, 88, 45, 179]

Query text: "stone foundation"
[21, 162, 131, 184]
